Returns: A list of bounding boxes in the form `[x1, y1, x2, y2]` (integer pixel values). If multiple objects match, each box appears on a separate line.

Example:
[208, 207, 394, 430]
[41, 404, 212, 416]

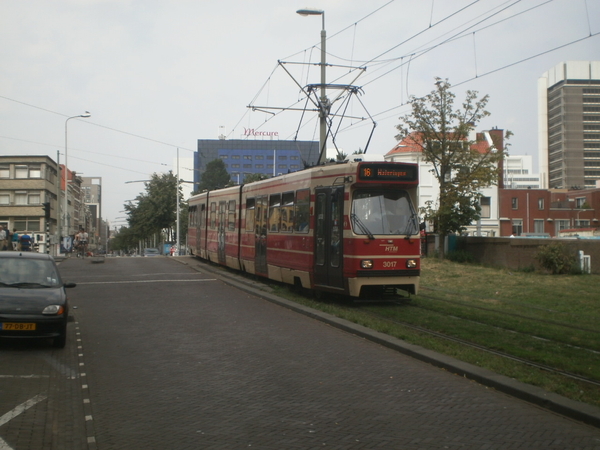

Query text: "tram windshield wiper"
[402, 213, 420, 239]
[351, 213, 375, 240]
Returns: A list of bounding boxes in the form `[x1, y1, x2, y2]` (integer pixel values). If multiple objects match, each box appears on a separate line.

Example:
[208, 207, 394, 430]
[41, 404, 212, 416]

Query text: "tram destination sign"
[358, 163, 418, 182]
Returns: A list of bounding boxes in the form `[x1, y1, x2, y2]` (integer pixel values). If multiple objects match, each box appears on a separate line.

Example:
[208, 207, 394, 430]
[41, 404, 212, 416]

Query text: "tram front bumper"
[347, 275, 420, 297]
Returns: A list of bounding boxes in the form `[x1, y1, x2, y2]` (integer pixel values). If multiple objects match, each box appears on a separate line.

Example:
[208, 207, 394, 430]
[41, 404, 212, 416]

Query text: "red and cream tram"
[187, 161, 420, 299]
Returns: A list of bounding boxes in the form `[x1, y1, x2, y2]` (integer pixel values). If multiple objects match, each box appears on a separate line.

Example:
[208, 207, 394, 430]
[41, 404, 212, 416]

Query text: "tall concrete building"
[538, 61, 600, 189]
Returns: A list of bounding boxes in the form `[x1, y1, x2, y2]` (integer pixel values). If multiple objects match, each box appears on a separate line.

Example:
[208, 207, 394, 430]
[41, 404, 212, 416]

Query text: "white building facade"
[385, 129, 505, 237]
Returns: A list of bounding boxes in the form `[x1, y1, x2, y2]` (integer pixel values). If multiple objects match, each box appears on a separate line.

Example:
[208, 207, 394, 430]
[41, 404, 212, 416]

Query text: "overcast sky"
[2, 0, 599, 224]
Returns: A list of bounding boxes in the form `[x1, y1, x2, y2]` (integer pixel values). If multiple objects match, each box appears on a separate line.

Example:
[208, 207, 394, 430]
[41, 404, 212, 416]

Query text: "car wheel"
[53, 326, 67, 348]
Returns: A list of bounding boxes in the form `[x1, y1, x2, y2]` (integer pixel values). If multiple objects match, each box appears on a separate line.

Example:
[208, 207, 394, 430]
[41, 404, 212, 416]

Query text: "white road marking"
[0, 394, 71, 449]
[0, 395, 47, 428]
[76, 278, 216, 285]
[0, 375, 49, 379]
[39, 354, 79, 379]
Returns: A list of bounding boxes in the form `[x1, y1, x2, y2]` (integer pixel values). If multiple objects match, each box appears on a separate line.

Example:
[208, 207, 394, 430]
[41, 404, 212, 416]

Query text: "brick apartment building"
[499, 187, 600, 236]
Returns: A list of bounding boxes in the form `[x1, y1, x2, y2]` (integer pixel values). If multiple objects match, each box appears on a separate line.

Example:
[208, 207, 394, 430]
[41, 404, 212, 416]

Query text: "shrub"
[517, 264, 536, 273]
[535, 242, 576, 274]
[446, 249, 474, 264]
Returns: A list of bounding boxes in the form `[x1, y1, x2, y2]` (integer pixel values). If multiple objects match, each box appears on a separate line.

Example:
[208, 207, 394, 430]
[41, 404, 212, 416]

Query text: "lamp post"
[63, 111, 90, 253]
[297, 8, 327, 164]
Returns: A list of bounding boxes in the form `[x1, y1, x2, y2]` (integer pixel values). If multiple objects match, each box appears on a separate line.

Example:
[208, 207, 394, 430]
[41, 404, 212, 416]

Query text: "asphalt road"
[1, 255, 600, 449]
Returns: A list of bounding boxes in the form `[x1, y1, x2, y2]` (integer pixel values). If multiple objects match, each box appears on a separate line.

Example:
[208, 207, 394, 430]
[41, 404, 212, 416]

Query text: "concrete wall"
[449, 236, 600, 274]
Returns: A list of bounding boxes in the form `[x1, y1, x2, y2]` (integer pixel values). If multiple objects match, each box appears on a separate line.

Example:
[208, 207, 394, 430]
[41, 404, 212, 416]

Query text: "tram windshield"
[351, 189, 418, 236]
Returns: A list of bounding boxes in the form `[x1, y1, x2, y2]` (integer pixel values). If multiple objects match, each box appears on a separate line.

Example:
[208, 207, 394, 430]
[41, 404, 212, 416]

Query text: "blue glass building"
[195, 139, 320, 186]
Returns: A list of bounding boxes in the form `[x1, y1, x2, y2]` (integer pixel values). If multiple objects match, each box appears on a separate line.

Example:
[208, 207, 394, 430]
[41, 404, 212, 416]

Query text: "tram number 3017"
[383, 261, 398, 268]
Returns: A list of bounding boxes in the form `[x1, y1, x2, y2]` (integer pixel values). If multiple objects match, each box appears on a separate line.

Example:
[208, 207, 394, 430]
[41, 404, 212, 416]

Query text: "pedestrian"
[19, 232, 32, 252]
[11, 229, 19, 251]
[0, 226, 6, 251]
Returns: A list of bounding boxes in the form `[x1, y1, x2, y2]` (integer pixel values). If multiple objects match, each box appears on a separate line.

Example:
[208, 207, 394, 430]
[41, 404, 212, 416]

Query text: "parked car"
[0, 252, 75, 348]
[143, 248, 160, 257]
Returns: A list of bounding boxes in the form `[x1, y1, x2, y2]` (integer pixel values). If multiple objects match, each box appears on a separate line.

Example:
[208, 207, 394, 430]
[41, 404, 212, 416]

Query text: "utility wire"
[0, 94, 196, 153]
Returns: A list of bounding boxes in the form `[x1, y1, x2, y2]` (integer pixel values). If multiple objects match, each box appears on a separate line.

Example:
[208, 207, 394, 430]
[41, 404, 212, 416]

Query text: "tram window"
[269, 194, 281, 232]
[188, 206, 196, 226]
[209, 202, 217, 229]
[246, 198, 255, 232]
[228, 200, 236, 231]
[200, 204, 206, 229]
[294, 189, 310, 233]
[281, 192, 294, 232]
[219, 202, 226, 229]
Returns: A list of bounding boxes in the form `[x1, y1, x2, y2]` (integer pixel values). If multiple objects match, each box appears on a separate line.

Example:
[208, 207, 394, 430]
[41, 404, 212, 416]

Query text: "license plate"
[2, 323, 36, 331]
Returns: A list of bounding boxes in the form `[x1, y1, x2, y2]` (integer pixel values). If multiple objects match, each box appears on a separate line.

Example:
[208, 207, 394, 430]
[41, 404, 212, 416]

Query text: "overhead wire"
[0, 94, 196, 154]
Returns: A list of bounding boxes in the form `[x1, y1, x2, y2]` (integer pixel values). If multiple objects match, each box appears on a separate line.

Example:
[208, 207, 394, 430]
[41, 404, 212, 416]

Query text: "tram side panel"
[240, 176, 314, 288]
[202, 186, 242, 270]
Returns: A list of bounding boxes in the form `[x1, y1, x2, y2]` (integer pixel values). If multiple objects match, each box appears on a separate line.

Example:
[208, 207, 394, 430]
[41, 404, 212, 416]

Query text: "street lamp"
[62, 111, 90, 253]
[297, 8, 328, 164]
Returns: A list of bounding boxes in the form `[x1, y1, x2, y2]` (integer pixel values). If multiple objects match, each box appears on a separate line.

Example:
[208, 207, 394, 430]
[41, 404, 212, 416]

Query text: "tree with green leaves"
[395, 78, 509, 257]
[198, 159, 231, 192]
[243, 172, 269, 184]
[122, 171, 187, 251]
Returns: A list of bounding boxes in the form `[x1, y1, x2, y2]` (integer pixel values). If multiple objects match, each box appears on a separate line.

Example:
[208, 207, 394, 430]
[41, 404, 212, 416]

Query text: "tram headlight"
[360, 260, 374, 269]
[406, 259, 417, 268]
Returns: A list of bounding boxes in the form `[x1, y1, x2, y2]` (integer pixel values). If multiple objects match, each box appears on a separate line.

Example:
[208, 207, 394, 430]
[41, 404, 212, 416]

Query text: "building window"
[511, 219, 522, 236]
[231, 155, 240, 160]
[575, 219, 590, 228]
[0, 194, 9, 205]
[15, 192, 27, 205]
[534, 219, 545, 234]
[255, 164, 264, 169]
[555, 220, 570, 235]
[255, 155, 264, 160]
[29, 166, 41, 178]
[15, 165, 28, 179]
[28, 193, 41, 204]
[480, 197, 491, 218]
[538, 198, 544, 210]
[575, 197, 587, 208]
[0, 166, 9, 178]
[243, 155, 252, 160]
[14, 218, 41, 232]
[511, 198, 518, 209]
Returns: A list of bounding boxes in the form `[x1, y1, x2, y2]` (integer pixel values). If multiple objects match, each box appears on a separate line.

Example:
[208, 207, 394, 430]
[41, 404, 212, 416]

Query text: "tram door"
[255, 195, 268, 276]
[217, 201, 226, 265]
[314, 187, 344, 289]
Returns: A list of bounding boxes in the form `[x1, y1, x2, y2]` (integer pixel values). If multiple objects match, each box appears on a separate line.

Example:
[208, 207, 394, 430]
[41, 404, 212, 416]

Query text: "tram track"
[348, 299, 600, 389]
[419, 287, 599, 334]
